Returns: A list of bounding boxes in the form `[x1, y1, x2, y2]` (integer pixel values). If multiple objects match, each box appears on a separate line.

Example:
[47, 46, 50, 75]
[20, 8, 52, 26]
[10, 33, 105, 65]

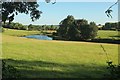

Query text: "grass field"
[1, 29, 118, 78]
[97, 30, 119, 40]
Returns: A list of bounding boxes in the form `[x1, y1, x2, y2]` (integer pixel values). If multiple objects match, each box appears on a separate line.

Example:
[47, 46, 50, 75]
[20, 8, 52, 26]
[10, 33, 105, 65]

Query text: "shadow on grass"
[2, 59, 111, 79]
[109, 35, 120, 38]
[53, 36, 120, 44]
[90, 38, 120, 44]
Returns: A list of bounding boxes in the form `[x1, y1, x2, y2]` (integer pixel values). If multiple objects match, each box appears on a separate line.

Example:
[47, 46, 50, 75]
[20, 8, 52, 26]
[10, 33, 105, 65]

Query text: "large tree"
[103, 22, 118, 30]
[80, 22, 98, 40]
[57, 15, 75, 39]
[57, 15, 98, 41]
[2, 1, 42, 24]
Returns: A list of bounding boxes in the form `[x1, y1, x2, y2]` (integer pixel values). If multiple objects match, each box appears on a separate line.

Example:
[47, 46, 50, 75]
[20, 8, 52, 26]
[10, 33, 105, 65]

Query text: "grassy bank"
[2, 29, 118, 78]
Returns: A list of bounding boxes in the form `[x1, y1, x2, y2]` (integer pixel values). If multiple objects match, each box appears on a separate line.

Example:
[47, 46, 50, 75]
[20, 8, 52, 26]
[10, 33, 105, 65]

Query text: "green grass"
[2, 29, 118, 78]
[97, 30, 119, 40]
[3, 28, 40, 37]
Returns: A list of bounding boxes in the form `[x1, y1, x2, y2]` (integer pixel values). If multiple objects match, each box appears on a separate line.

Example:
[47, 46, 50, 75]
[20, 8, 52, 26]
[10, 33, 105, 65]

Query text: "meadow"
[97, 30, 119, 40]
[2, 29, 118, 78]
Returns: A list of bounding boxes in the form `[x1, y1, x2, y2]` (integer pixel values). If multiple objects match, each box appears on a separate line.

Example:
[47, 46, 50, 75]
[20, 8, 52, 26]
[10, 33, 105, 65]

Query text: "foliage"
[106, 61, 120, 79]
[45, 0, 56, 4]
[57, 15, 75, 39]
[66, 24, 80, 40]
[2, 60, 20, 78]
[2, 2, 42, 24]
[3, 22, 27, 30]
[28, 24, 59, 31]
[57, 15, 98, 41]
[103, 22, 118, 30]
[105, 0, 119, 18]
[2, 22, 59, 31]
[79, 22, 98, 40]
[28, 24, 34, 31]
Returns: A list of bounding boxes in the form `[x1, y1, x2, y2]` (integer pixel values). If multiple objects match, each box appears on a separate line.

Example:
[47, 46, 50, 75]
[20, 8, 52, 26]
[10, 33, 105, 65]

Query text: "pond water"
[24, 35, 53, 40]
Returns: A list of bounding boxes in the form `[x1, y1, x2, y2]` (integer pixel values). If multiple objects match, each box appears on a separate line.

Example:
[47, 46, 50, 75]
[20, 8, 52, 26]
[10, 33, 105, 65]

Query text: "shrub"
[3, 22, 27, 30]
[106, 61, 120, 79]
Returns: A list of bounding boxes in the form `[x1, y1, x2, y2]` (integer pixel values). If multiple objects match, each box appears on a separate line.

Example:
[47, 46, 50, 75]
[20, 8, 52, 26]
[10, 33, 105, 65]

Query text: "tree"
[76, 21, 98, 40]
[103, 22, 118, 30]
[45, 0, 56, 4]
[57, 15, 75, 39]
[75, 19, 88, 27]
[84, 22, 98, 40]
[66, 23, 80, 40]
[105, 0, 119, 18]
[2, 2, 42, 24]
[50, 25, 54, 30]
[28, 24, 33, 31]
[57, 15, 98, 41]
[72, 19, 89, 40]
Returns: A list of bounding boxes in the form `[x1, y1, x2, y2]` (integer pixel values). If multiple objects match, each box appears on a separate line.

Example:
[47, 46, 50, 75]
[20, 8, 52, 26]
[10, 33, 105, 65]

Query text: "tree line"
[102, 22, 119, 30]
[28, 24, 59, 31]
[2, 22, 59, 31]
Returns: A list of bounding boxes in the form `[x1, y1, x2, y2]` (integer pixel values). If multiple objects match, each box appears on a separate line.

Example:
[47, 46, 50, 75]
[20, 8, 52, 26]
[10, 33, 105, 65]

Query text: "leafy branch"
[45, 0, 56, 4]
[105, 0, 119, 18]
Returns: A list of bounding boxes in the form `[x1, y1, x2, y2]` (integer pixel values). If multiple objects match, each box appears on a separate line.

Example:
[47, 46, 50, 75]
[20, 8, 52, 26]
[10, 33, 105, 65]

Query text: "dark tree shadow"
[90, 38, 120, 44]
[2, 58, 112, 80]
[109, 35, 120, 38]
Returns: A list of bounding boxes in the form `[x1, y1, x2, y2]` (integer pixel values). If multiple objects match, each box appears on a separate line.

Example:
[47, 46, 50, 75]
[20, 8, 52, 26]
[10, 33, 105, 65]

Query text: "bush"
[106, 61, 120, 79]
[3, 22, 27, 30]
[52, 32, 58, 36]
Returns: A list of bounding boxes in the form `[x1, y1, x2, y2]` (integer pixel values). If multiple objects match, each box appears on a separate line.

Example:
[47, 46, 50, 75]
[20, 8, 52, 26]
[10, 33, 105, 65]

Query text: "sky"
[13, 2, 118, 25]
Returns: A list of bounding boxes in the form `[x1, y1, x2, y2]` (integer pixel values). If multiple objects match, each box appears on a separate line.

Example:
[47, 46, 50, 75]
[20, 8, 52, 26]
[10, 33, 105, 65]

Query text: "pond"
[24, 35, 53, 40]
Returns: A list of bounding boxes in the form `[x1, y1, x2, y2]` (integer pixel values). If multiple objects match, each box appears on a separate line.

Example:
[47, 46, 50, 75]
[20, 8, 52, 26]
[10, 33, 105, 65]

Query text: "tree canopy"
[102, 22, 118, 30]
[57, 15, 75, 38]
[57, 15, 98, 41]
[2, 2, 42, 24]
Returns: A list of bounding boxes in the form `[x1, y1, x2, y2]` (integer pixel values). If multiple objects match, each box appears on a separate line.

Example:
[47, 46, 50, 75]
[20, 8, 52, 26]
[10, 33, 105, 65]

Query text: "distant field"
[3, 29, 119, 39]
[2, 29, 118, 78]
[97, 30, 119, 40]
[3, 28, 40, 37]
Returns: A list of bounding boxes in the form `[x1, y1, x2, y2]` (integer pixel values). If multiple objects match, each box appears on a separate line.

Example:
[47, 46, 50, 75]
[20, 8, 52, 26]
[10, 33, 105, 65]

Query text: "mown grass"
[2, 29, 118, 78]
[97, 30, 119, 40]
[3, 29, 119, 39]
[3, 28, 40, 37]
